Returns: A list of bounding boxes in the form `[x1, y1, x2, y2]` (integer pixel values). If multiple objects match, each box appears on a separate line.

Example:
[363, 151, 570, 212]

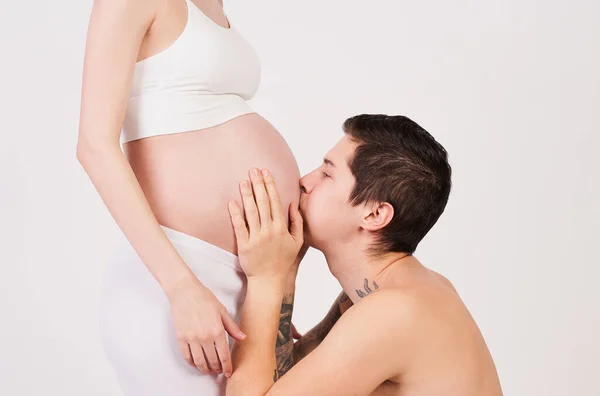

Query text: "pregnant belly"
[123, 113, 301, 255]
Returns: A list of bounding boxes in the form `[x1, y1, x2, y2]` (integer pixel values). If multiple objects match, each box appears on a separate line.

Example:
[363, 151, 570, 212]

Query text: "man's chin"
[302, 229, 312, 246]
[302, 228, 316, 249]
[299, 212, 321, 251]
[302, 230, 324, 253]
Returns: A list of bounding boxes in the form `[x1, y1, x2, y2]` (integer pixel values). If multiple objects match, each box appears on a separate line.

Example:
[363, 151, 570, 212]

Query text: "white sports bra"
[121, 0, 261, 143]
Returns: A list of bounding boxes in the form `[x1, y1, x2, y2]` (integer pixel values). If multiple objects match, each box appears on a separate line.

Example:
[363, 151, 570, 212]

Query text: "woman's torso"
[124, 0, 301, 254]
[124, 115, 300, 254]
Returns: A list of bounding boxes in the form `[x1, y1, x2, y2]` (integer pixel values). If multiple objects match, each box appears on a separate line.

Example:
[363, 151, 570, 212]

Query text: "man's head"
[299, 114, 452, 257]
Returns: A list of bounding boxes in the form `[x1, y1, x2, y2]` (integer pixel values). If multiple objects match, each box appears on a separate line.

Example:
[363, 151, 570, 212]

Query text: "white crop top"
[121, 0, 261, 143]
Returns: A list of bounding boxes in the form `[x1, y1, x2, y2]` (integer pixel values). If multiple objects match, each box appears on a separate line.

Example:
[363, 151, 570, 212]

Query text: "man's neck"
[323, 244, 419, 304]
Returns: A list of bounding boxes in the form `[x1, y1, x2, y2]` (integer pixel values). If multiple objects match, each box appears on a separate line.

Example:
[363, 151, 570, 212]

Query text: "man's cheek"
[305, 201, 327, 230]
[313, 199, 332, 219]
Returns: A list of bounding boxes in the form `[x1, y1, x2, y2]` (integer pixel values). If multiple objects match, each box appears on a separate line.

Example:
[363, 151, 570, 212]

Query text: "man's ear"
[360, 202, 394, 231]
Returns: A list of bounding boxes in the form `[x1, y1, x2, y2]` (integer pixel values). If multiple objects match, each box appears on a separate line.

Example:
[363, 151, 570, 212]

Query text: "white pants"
[100, 226, 246, 396]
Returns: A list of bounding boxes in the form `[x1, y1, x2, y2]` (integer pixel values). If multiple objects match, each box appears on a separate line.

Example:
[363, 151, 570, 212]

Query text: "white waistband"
[160, 225, 242, 272]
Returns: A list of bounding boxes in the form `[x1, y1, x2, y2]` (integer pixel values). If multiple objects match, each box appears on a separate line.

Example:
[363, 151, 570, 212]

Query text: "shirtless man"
[225, 114, 503, 396]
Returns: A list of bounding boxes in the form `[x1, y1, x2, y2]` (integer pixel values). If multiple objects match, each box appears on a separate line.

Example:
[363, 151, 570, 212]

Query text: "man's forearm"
[293, 291, 352, 362]
[228, 278, 284, 396]
[273, 289, 353, 382]
[275, 281, 296, 379]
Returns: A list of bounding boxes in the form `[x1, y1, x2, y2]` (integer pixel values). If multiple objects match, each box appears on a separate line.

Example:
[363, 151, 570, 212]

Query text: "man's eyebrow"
[323, 158, 336, 168]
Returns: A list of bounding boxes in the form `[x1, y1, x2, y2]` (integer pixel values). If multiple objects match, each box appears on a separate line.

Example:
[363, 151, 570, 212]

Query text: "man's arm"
[229, 287, 407, 396]
[227, 278, 285, 395]
[294, 290, 354, 362]
[275, 289, 354, 379]
[274, 291, 295, 379]
[269, 289, 409, 396]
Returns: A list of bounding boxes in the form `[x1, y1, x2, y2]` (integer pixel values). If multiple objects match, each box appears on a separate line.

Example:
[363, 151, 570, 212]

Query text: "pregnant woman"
[76, 0, 300, 394]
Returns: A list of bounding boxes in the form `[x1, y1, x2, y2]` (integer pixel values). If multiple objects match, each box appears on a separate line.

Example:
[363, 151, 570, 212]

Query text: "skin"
[77, 0, 300, 378]
[225, 135, 504, 396]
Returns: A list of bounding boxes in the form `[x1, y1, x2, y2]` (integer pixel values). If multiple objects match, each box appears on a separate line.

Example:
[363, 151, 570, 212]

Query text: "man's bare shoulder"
[350, 288, 419, 313]
[346, 271, 473, 346]
[353, 270, 461, 314]
[293, 289, 416, 386]
[332, 273, 500, 396]
[343, 288, 424, 337]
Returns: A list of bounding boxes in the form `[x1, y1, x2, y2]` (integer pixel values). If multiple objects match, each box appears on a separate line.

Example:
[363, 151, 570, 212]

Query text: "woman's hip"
[99, 226, 247, 394]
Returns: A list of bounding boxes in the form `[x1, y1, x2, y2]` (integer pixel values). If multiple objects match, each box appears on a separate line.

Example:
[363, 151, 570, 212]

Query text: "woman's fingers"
[249, 168, 272, 227]
[219, 308, 243, 377]
[222, 310, 246, 341]
[202, 343, 223, 374]
[215, 334, 233, 377]
[261, 169, 285, 226]
[179, 341, 195, 367]
[190, 342, 211, 374]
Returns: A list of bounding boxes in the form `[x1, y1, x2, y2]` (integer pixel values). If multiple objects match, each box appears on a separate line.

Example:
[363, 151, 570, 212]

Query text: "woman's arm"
[77, 0, 192, 299]
[77, 0, 244, 377]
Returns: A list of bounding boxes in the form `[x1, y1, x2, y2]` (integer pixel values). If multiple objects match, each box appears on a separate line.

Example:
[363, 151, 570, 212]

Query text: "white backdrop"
[1, 0, 599, 395]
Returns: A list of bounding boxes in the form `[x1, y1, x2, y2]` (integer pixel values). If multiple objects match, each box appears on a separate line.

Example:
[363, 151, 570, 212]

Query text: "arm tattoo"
[274, 293, 295, 381]
[339, 291, 350, 303]
[292, 291, 350, 363]
[355, 278, 379, 298]
[274, 291, 353, 381]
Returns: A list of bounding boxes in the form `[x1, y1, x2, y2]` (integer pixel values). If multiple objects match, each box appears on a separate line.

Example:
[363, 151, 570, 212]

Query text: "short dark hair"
[343, 114, 452, 255]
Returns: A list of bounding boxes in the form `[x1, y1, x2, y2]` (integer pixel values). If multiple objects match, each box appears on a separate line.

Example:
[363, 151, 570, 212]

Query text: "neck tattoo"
[356, 278, 379, 298]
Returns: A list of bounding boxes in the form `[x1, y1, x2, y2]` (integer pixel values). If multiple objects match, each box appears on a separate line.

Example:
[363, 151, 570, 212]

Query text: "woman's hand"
[168, 279, 247, 378]
[228, 168, 304, 282]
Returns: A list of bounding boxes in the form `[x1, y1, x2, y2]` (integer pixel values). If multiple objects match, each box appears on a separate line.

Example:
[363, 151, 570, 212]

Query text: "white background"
[1, 0, 599, 395]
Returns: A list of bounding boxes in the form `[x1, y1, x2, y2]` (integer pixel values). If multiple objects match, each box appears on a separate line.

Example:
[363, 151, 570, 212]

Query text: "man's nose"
[299, 175, 310, 194]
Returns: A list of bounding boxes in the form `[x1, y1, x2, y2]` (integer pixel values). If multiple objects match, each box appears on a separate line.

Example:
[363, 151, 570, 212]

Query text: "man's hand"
[285, 242, 309, 290]
[228, 168, 304, 282]
[292, 243, 309, 270]
[291, 323, 303, 340]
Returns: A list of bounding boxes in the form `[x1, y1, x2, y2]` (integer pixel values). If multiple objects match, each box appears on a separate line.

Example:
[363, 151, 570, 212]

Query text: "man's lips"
[298, 198, 306, 214]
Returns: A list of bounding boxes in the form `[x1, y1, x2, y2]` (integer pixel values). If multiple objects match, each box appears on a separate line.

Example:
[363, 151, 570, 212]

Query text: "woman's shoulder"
[91, 0, 161, 21]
